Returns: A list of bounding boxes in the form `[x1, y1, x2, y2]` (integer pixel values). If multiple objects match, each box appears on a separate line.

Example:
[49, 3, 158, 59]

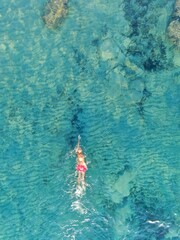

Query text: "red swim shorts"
[76, 164, 87, 173]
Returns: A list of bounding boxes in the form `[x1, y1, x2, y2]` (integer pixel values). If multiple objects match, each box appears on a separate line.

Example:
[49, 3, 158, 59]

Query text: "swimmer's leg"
[81, 172, 85, 182]
[81, 172, 86, 190]
[77, 171, 81, 185]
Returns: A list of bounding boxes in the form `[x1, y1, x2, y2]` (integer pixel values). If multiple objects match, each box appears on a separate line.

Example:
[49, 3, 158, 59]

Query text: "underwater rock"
[43, 0, 68, 29]
[125, 59, 143, 75]
[129, 79, 144, 93]
[100, 39, 119, 61]
[114, 204, 132, 239]
[114, 171, 133, 197]
[167, 0, 180, 47]
[173, 0, 180, 18]
[124, 1, 172, 71]
[111, 192, 123, 204]
[168, 20, 180, 47]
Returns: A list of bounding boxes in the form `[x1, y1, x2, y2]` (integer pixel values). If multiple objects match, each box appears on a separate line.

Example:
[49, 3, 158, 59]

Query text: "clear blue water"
[0, 0, 179, 239]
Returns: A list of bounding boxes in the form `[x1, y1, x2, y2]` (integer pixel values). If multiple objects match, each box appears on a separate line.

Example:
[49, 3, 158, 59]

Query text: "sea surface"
[0, 0, 179, 239]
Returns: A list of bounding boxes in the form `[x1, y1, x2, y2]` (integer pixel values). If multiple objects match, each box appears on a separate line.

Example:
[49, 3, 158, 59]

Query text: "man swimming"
[75, 136, 87, 188]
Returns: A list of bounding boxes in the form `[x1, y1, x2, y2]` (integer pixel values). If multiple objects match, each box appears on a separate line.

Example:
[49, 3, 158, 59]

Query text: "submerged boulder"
[43, 0, 68, 29]
[168, 20, 180, 47]
[167, 0, 180, 47]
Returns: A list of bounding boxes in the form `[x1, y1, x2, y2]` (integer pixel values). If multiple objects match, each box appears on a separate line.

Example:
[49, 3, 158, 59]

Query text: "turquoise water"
[0, 0, 180, 239]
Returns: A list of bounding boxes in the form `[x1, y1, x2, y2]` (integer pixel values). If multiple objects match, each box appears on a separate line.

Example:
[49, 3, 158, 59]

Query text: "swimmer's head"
[77, 148, 82, 153]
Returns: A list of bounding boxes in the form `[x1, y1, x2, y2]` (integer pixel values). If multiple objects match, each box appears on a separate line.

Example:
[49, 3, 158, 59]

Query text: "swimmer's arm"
[77, 135, 80, 148]
[75, 135, 81, 153]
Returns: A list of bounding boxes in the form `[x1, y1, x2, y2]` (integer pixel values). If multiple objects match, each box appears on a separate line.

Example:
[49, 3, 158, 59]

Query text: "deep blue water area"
[0, 0, 179, 239]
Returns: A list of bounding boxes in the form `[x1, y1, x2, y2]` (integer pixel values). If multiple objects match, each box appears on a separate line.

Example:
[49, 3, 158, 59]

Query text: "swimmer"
[75, 135, 87, 188]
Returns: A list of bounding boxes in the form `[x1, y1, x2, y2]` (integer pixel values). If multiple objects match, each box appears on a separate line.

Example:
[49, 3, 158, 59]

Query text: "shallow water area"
[0, 0, 179, 239]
